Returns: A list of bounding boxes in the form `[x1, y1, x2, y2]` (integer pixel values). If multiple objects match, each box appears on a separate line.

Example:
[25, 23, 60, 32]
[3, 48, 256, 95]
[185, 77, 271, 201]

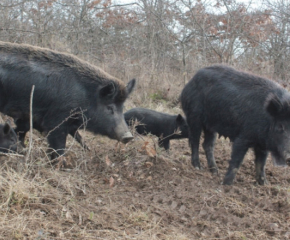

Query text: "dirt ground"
[0, 130, 290, 240]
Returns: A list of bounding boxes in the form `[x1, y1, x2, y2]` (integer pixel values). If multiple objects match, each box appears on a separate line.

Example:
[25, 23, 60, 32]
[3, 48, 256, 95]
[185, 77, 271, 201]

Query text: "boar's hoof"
[223, 168, 239, 185]
[121, 132, 134, 144]
[210, 167, 219, 175]
[222, 179, 233, 185]
[191, 159, 201, 170]
[256, 177, 268, 185]
[50, 156, 67, 168]
[222, 175, 234, 185]
[54, 156, 69, 170]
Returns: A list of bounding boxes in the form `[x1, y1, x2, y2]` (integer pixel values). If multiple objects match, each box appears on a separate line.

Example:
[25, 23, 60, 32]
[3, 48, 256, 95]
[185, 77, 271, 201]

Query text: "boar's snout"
[121, 132, 134, 144]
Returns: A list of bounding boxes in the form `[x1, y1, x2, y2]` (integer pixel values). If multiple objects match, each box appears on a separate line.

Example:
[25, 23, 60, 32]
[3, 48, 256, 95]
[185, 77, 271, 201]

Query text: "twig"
[25, 85, 35, 163]
[0, 152, 24, 157]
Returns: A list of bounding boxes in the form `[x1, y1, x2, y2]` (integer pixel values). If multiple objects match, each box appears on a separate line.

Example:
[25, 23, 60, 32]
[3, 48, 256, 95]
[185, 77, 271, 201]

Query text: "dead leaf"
[171, 201, 178, 210]
[179, 205, 186, 213]
[114, 142, 120, 152]
[78, 214, 82, 226]
[66, 211, 74, 222]
[141, 141, 149, 150]
[103, 178, 109, 184]
[147, 176, 152, 181]
[109, 177, 115, 188]
[145, 162, 153, 167]
[129, 171, 134, 178]
[141, 141, 156, 157]
[105, 155, 111, 167]
[146, 146, 156, 157]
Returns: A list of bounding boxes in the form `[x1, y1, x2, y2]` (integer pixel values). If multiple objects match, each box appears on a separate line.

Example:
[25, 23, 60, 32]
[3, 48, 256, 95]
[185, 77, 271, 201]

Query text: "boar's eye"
[107, 106, 114, 114]
[276, 123, 285, 133]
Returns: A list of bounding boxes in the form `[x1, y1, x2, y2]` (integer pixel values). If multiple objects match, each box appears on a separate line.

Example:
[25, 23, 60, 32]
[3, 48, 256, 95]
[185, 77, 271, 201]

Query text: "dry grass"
[0, 123, 289, 239]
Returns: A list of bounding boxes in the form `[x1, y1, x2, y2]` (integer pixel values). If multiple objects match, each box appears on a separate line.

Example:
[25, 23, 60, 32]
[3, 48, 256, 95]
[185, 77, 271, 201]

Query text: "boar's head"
[88, 79, 136, 144]
[0, 122, 18, 153]
[266, 93, 290, 166]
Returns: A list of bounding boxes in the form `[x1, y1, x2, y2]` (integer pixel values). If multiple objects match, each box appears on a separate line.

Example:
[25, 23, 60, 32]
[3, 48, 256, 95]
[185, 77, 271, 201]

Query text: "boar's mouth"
[271, 152, 288, 166]
[120, 132, 134, 144]
[106, 129, 133, 144]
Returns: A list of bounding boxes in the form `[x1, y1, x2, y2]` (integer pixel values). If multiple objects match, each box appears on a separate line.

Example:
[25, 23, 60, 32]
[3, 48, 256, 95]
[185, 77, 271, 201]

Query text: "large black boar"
[0, 42, 135, 159]
[0, 122, 18, 153]
[181, 65, 290, 185]
[124, 108, 188, 150]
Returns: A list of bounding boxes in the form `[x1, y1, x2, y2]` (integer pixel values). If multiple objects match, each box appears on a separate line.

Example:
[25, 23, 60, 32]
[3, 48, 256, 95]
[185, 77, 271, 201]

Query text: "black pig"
[0, 42, 135, 159]
[124, 108, 188, 150]
[0, 122, 18, 153]
[181, 65, 290, 185]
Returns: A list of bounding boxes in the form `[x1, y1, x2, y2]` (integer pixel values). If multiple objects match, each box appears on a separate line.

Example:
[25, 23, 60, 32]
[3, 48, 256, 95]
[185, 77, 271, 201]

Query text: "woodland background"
[1, 0, 289, 99]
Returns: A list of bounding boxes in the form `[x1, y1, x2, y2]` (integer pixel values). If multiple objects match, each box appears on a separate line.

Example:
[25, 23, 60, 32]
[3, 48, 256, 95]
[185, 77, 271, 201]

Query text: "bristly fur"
[181, 64, 290, 185]
[0, 42, 136, 159]
[0, 41, 126, 94]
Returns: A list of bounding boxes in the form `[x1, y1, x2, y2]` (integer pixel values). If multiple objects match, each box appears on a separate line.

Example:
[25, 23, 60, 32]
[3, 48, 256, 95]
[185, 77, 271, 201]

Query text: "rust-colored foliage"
[38, 0, 56, 9]
[141, 141, 156, 158]
[96, 8, 138, 28]
[180, 1, 279, 63]
[88, 0, 102, 9]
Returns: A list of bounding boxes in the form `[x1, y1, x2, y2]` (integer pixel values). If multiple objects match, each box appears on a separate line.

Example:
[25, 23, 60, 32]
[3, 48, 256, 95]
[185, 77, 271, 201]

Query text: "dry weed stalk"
[25, 85, 35, 163]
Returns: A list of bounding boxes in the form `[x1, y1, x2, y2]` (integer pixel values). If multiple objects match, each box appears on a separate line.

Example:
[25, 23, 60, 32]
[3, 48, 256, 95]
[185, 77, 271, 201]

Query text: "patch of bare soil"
[0, 131, 289, 239]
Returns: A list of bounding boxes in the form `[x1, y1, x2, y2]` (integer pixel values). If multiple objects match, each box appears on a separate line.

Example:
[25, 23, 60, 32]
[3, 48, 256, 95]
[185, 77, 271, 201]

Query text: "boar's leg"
[47, 129, 67, 160]
[14, 119, 29, 146]
[69, 129, 90, 150]
[202, 129, 218, 174]
[158, 138, 170, 150]
[254, 147, 268, 185]
[223, 138, 249, 185]
[15, 119, 89, 150]
[187, 121, 202, 170]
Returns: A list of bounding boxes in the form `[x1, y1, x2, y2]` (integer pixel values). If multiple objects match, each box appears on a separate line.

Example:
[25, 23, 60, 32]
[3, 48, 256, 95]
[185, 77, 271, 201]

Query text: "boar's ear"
[100, 83, 116, 98]
[3, 122, 11, 135]
[266, 94, 284, 118]
[176, 114, 184, 124]
[126, 79, 136, 96]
